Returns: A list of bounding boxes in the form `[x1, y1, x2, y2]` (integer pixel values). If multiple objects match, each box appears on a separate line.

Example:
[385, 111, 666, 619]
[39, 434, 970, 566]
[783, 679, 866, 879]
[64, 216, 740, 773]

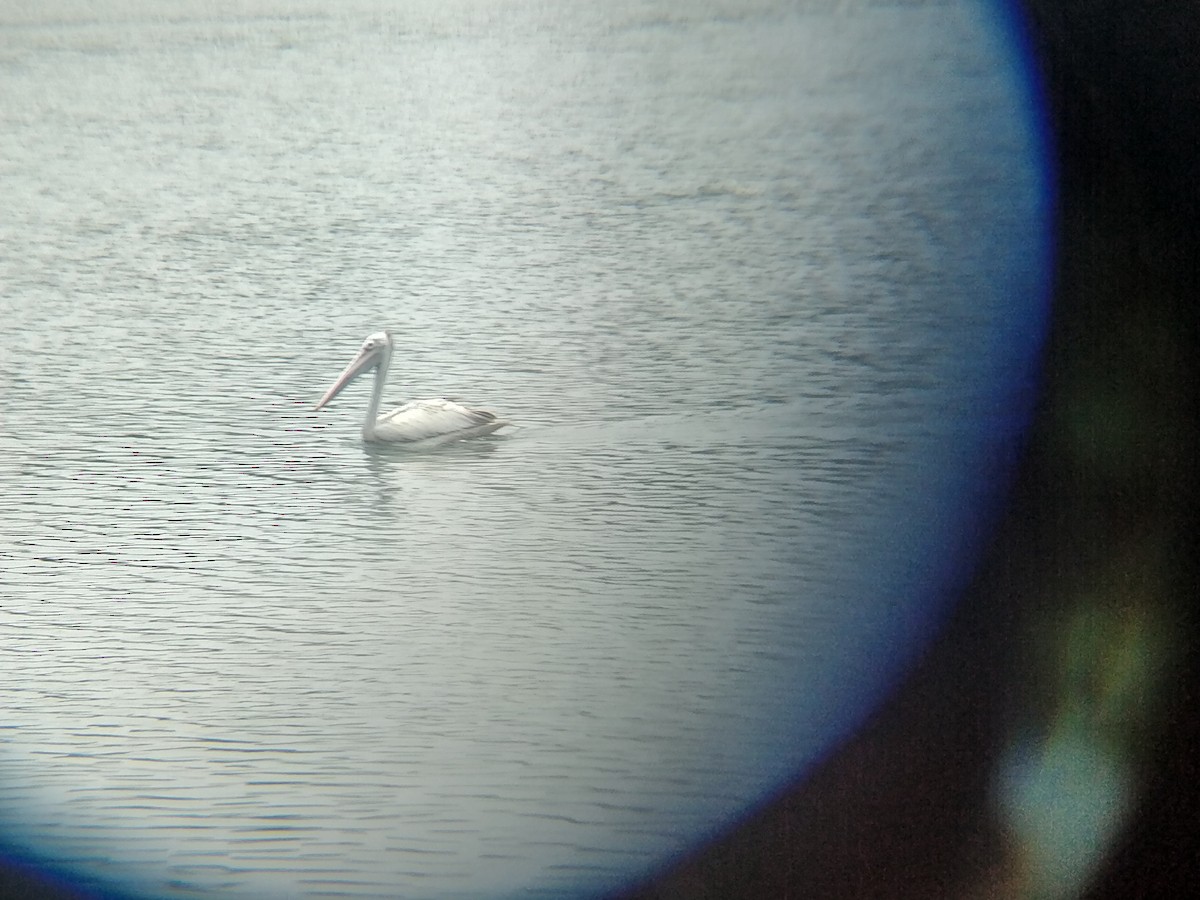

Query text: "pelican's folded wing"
[374, 398, 503, 442]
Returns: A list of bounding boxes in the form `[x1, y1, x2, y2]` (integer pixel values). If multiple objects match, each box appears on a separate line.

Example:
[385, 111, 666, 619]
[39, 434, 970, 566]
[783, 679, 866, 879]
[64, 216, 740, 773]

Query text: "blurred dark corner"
[624, 1, 1199, 898]
[3, 2, 1196, 899]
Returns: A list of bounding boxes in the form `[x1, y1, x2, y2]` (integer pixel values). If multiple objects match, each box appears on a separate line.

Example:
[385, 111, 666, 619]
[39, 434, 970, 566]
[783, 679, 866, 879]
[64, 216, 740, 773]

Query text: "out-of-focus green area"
[995, 1, 1197, 886]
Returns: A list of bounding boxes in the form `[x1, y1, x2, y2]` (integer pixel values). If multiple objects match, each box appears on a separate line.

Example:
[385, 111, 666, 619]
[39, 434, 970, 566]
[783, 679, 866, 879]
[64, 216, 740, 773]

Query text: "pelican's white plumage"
[315, 331, 508, 444]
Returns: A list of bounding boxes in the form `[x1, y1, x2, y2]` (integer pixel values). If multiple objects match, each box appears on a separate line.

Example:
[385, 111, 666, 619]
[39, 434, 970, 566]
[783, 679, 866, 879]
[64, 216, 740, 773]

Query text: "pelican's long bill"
[314, 342, 384, 410]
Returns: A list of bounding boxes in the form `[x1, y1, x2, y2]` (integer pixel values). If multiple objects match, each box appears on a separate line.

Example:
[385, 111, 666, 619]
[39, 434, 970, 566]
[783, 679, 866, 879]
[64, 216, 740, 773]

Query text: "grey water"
[0, 1, 1048, 897]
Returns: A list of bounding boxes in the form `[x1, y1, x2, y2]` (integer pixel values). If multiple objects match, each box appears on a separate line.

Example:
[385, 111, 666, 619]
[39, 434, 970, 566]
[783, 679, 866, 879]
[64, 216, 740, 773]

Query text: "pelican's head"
[314, 330, 394, 410]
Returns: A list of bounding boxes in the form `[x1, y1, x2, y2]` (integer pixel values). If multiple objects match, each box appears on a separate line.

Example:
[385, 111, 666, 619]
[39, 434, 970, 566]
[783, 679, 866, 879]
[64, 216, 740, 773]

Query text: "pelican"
[314, 331, 509, 444]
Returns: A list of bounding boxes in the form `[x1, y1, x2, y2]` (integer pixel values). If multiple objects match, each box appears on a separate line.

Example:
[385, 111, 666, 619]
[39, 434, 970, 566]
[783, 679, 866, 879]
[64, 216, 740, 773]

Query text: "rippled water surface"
[1, 1, 1047, 897]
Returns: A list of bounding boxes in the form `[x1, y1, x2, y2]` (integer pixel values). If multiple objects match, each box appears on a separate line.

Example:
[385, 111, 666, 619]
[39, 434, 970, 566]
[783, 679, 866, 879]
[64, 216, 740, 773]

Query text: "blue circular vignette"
[855, 0, 1054, 684]
[716, 0, 1056, 822]
[0, 1, 1052, 898]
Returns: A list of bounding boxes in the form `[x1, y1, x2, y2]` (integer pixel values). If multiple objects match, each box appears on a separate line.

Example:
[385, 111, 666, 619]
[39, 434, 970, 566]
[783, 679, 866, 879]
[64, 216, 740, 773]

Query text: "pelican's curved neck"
[363, 345, 391, 441]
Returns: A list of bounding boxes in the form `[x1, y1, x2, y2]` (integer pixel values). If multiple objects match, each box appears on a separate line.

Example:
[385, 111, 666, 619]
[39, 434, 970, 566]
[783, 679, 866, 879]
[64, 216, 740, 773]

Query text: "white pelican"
[314, 331, 509, 444]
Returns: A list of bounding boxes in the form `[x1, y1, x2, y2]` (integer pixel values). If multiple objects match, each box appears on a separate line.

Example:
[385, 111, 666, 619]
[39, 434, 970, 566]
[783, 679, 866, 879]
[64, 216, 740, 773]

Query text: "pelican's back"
[372, 398, 508, 443]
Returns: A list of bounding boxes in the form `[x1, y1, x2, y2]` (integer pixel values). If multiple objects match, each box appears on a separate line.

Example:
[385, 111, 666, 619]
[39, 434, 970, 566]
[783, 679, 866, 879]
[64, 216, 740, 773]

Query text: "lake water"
[0, 1, 1048, 897]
